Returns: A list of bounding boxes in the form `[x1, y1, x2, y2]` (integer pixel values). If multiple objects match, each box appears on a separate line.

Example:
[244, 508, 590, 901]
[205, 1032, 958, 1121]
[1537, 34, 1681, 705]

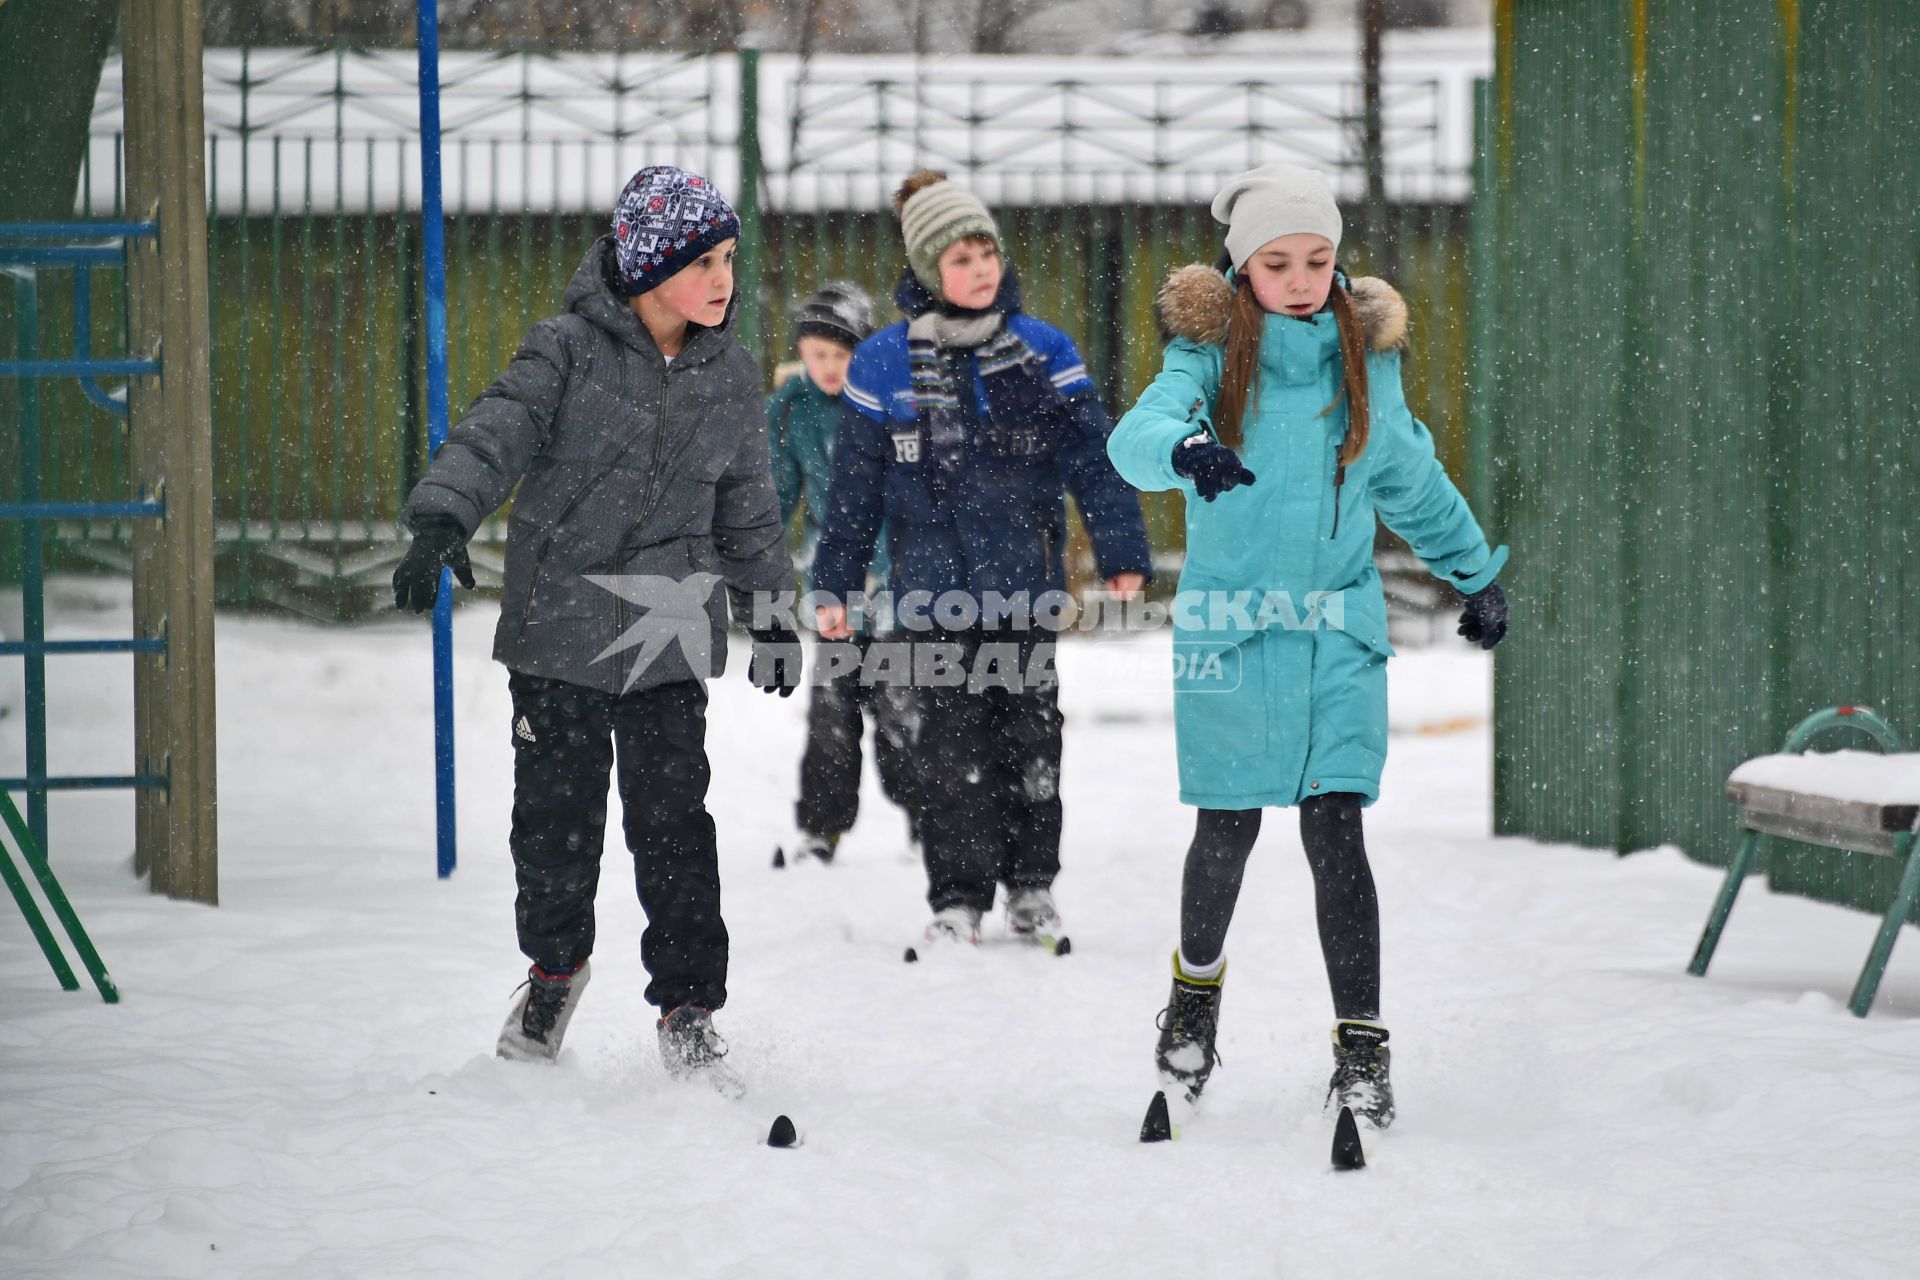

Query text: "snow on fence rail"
[81, 34, 1487, 216]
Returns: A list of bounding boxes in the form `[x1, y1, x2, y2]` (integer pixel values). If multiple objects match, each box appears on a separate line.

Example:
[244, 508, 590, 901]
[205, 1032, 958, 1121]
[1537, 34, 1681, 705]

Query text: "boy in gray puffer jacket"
[393, 165, 799, 1093]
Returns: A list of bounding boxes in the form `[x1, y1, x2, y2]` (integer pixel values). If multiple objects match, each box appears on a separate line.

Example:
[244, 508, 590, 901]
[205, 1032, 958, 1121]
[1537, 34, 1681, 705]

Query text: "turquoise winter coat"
[1108, 267, 1507, 809]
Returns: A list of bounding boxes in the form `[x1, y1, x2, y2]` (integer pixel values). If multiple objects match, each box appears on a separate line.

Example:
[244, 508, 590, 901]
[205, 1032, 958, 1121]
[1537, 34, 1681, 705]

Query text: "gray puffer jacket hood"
[403, 235, 788, 695]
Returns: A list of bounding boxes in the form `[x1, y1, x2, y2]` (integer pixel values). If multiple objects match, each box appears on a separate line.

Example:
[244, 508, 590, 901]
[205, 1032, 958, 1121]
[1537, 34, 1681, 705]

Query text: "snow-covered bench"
[1689, 706, 1920, 1017]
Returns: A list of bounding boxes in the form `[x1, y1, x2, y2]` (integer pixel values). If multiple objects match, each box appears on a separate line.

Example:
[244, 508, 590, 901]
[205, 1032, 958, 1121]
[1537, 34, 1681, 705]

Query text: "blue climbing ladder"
[0, 221, 161, 1000]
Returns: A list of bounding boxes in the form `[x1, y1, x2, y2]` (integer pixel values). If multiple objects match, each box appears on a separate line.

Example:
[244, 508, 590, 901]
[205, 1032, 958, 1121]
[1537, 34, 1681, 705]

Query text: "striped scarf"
[906, 311, 1069, 494]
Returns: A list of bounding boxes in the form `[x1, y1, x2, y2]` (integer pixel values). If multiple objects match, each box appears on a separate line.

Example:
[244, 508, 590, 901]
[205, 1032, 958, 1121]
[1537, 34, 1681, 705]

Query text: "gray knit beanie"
[1211, 163, 1343, 269]
[898, 176, 1001, 294]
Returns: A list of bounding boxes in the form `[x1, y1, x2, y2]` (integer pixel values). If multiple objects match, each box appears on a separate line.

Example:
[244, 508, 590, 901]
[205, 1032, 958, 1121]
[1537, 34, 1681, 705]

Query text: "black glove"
[749, 620, 804, 697]
[1171, 432, 1258, 502]
[392, 515, 475, 613]
[1457, 581, 1508, 650]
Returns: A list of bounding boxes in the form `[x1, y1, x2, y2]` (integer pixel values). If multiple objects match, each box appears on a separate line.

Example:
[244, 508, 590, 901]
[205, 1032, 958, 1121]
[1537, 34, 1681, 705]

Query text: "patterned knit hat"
[611, 165, 741, 297]
[898, 174, 1000, 294]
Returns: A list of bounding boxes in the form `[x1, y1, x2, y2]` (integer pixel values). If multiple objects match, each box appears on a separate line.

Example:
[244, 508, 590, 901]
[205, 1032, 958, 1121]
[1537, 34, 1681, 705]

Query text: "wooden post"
[121, 0, 218, 904]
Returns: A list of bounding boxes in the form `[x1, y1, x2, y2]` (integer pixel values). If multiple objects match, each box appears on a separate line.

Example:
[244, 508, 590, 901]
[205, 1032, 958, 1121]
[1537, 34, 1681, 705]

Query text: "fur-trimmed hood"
[1154, 263, 1408, 352]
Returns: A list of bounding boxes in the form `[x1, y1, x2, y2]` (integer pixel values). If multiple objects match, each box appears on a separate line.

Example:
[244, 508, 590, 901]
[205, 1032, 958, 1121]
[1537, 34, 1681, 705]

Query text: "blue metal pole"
[417, 0, 457, 878]
[0, 501, 164, 520]
[13, 269, 50, 865]
[0, 222, 159, 240]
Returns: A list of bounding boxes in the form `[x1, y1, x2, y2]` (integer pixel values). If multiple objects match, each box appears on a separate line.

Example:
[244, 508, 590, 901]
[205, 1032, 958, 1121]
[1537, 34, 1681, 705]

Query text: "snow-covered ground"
[3, 579, 1918, 1279]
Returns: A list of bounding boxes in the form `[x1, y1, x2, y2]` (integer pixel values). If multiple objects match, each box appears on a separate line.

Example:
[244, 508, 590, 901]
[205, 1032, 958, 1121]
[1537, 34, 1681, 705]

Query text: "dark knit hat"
[611, 165, 741, 297]
[791, 281, 875, 349]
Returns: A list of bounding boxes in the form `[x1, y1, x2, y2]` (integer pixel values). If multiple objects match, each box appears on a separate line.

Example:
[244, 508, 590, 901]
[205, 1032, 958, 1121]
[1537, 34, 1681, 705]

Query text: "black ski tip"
[1052, 936, 1072, 957]
[1331, 1106, 1366, 1170]
[771, 846, 786, 869]
[767, 1114, 799, 1148]
[903, 946, 919, 964]
[1140, 1090, 1174, 1143]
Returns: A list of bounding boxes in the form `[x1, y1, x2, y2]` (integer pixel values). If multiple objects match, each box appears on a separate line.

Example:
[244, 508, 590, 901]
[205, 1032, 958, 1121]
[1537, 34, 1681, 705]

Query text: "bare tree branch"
[969, 0, 1029, 54]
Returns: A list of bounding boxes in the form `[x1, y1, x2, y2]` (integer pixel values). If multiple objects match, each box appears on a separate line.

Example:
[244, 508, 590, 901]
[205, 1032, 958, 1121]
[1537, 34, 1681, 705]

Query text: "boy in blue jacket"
[811, 170, 1152, 948]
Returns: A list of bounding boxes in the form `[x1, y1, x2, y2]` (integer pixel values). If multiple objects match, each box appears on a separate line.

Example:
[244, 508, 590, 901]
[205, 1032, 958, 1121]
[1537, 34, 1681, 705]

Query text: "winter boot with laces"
[496, 961, 591, 1062]
[1153, 952, 1226, 1106]
[657, 1005, 747, 1099]
[1325, 1019, 1395, 1130]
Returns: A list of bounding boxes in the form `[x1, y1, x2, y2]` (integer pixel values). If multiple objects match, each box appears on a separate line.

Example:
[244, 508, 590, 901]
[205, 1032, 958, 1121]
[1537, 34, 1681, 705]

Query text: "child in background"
[1108, 163, 1510, 1129]
[767, 282, 921, 868]
[812, 170, 1153, 950]
[392, 165, 800, 1095]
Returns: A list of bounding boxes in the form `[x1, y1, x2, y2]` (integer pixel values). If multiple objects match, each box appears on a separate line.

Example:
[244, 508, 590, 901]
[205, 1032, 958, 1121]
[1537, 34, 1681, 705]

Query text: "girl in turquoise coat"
[1108, 163, 1510, 1132]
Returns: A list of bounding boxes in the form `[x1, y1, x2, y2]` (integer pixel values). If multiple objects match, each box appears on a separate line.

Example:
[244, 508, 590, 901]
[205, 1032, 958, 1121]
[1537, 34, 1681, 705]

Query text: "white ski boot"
[1006, 886, 1071, 954]
[496, 962, 591, 1062]
[1005, 886, 1059, 936]
[903, 905, 982, 962]
[657, 1005, 747, 1099]
[925, 904, 982, 946]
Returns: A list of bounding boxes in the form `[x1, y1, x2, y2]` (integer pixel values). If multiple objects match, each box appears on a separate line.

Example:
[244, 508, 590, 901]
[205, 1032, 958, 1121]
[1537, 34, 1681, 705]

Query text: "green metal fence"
[6, 46, 1481, 618]
[1478, 0, 1920, 922]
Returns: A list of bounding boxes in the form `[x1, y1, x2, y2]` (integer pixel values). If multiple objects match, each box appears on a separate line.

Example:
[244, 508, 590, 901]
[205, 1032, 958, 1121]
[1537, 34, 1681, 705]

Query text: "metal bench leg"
[1690, 829, 1763, 977]
[1849, 832, 1920, 1018]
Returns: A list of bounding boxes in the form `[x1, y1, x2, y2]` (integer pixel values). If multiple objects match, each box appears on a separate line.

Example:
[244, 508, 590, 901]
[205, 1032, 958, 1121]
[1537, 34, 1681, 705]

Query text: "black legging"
[1178, 794, 1380, 1019]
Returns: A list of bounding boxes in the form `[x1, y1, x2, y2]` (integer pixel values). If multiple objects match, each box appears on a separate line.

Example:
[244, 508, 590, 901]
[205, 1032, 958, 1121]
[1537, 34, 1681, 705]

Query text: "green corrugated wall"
[1480, 0, 1920, 919]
